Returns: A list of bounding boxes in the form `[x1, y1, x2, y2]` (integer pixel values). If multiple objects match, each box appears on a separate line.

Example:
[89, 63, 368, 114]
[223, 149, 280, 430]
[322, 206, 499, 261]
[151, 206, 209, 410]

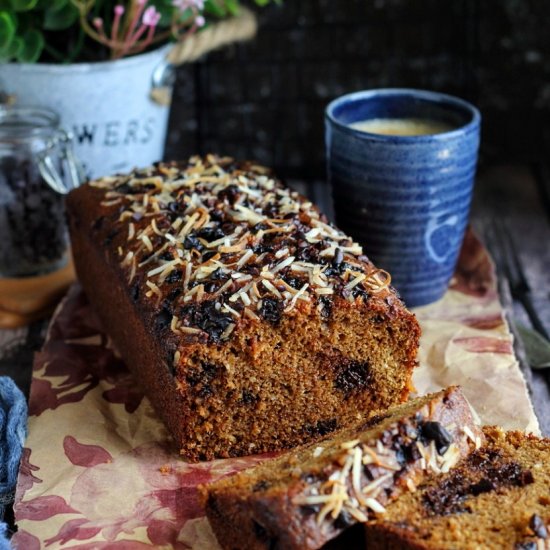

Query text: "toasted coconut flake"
[362, 445, 380, 465]
[140, 234, 154, 252]
[304, 228, 321, 243]
[352, 446, 367, 506]
[340, 439, 361, 450]
[121, 251, 134, 267]
[346, 507, 368, 523]
[151, 218, 163, 236]
[236, 249, 254, 269]
[272, 256, 295, 274]
[240, 291, 252, 306]
[101, 198, 122, 207]
[312, 446, 324, 458]
[364, 269, 392, 293]
[170, 315, 180, 334]
[180, 326, 204, 335]
[364, 497, 386, 514]
[183, 262, 192, 290]
[178, 211, 199, 238]
[221, 323, 236, 340]
[315, 287, 334, 295]
[145, 280, 162, 303]
[212, 279, 233, 297]
[243, 308, 260, 321]
[231, 204, 265, 225]
[222, 304, 241, 318]
[345, 273, 366, 291]
[319, 246, 336, 258]
[171, 217, 183, 231]
[362, 472, 393, 496]
[275, 247, 289, 259]
[439, 443, 461, 473]
[284, 283, 309, 312]
[262, 279, 283, 299]
[128, 257, 137, 283]
[462, 425, 478, 445]
[147, 258, 181, 278]
[196, 284, 205, 302]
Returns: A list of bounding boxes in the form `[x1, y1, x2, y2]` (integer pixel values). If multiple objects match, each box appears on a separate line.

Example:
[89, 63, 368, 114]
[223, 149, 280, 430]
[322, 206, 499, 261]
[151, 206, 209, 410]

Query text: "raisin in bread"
[201, 386, 482, 550]
[66, 155, 420, 461]
[365, 426, 550, 549]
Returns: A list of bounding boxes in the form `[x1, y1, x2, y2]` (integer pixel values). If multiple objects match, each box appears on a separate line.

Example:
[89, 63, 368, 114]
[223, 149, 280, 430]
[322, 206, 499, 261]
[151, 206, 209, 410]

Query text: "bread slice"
[365, 426, 550, 549]
[201, 386, 482, 550]
[66, 155, 420, 461]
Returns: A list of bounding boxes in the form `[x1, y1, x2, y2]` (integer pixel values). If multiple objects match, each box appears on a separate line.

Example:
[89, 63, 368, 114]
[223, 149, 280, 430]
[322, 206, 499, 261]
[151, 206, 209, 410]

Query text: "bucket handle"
[38, 130, 86, 195]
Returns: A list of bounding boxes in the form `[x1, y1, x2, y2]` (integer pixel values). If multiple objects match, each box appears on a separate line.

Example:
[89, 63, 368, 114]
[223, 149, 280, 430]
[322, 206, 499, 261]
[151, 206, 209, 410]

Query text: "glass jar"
[0, 106, 83, 277]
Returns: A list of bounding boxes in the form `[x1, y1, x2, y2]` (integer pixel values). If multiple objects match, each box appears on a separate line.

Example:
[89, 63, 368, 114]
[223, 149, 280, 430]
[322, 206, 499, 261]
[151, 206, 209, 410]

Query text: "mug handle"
[38, 129, 86, 195]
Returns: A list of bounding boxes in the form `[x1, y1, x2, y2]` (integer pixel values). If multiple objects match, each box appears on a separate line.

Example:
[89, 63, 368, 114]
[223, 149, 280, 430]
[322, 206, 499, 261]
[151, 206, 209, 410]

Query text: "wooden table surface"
[1, 164, 549, 434]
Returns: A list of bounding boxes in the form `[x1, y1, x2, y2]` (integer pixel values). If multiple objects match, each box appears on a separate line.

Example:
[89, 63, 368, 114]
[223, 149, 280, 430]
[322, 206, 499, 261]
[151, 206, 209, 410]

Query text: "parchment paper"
[12, 230, 539, 549]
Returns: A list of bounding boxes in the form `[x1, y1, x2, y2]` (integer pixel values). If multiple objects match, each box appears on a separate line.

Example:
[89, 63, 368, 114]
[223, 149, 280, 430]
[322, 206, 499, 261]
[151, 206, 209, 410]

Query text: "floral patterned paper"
[12, 230, 539, 549]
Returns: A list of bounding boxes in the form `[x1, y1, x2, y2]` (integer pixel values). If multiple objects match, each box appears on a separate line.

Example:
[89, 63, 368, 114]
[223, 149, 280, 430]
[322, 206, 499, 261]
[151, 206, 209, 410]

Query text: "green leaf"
[11, 0, 39, 11]
[16, 28, 43, 62]
[36, 0, 67, 9]
[2, 33, 22, 58]
[43, 2, 78, 30]
[0, 11, 16, 50]
[517, 324, 550, 369]
[204, 0, 227, 18]
[224, 0, 239, 16]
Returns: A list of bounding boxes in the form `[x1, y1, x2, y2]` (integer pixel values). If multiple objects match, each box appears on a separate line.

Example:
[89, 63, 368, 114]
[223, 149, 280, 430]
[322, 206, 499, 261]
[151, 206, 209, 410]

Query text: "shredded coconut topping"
[293, 417, 466, 529]
[90, 155, 392, 344]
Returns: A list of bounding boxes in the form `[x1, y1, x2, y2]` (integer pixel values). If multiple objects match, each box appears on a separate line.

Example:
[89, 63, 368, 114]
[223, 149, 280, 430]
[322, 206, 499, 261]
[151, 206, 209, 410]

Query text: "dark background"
[164, 0, 550, 181]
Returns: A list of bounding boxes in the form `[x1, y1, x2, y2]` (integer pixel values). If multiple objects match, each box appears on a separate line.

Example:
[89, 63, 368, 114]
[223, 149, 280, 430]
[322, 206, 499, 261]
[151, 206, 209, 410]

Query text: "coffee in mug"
[350, 117, 454, 136]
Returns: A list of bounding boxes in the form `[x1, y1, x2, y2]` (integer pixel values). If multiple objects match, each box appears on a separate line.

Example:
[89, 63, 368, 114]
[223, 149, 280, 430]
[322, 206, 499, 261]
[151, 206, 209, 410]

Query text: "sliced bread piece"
[201, 386, 482, 550]
[365, 426, 550, 550]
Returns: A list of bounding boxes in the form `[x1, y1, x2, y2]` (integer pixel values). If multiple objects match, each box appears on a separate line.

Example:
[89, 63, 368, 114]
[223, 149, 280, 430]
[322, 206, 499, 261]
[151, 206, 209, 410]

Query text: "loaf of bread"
[201, 386, 482, 550]
[66, 155, 420, 461]
[365, 426, 549, 549]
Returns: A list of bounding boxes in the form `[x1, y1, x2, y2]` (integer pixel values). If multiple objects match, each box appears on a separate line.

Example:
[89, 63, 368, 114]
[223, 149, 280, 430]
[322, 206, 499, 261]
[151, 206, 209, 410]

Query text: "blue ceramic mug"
[325, 88, 481, 307]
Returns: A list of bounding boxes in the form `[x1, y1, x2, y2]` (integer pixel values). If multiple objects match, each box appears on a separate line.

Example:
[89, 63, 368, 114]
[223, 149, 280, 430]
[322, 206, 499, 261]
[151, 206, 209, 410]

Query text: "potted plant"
[0, 0, 275, 178]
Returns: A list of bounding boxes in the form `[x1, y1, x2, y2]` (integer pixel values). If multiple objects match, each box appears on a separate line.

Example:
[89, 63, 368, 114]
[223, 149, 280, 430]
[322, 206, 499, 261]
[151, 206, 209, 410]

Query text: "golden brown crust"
[201, 387, 482, 550]
[66, 155, 420, 461]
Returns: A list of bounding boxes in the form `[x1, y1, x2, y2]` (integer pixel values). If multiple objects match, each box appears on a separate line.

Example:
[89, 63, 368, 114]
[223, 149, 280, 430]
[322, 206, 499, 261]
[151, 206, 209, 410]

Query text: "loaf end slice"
[201, 386, 483, 550]
[365, 426, 550, 550]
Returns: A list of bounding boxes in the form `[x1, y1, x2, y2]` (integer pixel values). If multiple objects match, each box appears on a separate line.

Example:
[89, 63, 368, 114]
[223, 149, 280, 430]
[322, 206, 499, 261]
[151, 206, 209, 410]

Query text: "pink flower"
[142, 6, 161, 27]
[173, 0, 205, 11]
[114, 5, 125, 16]
[93, 17, 103, 28]
[195, 15, 205, 27]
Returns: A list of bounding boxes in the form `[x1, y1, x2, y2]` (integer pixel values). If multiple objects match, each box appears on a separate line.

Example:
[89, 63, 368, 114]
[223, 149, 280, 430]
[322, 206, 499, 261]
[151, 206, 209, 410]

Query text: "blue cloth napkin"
[0, 377, 28, 548]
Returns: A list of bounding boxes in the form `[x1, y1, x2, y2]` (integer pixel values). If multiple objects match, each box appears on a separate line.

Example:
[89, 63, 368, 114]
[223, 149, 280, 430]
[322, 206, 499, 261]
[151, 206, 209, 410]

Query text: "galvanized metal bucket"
[0, 45, 173, 180]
